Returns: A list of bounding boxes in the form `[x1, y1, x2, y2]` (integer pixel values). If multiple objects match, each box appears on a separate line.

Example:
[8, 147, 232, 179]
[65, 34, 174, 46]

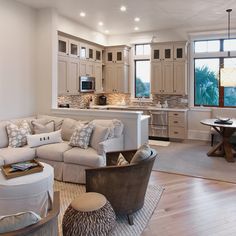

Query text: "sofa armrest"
[97, 135, 124, 156]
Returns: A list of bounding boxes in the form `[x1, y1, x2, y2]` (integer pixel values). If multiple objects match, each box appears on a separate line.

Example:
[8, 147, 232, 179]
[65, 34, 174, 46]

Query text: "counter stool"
[62, 192, 116, 236]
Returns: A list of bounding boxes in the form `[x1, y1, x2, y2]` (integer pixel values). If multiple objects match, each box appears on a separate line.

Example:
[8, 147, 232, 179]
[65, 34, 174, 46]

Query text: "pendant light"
[220, 9, 236, 87]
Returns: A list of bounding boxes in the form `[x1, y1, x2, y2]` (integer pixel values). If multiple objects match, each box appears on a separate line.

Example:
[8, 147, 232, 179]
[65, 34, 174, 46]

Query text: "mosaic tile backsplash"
[58, 93, 188, 108]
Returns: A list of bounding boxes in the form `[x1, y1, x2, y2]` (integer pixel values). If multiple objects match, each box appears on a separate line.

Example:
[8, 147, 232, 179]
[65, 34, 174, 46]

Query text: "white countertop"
[89, 105, 188, 112]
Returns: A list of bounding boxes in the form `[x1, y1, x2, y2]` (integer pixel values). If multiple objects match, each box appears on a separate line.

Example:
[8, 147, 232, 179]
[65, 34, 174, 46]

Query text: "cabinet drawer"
[168, 111, 185, 119]
[169, 127, 186, 139]
[168, 116, 185, 127]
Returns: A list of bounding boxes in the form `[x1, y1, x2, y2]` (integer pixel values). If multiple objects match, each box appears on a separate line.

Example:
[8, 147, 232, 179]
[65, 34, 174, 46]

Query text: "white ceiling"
[16, 0, 236, 35]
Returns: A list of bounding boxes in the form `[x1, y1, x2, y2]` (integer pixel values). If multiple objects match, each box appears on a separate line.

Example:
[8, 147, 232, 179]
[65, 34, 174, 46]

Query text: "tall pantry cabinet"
[151, 42, 188, 95]
[104, 46, 130, 93]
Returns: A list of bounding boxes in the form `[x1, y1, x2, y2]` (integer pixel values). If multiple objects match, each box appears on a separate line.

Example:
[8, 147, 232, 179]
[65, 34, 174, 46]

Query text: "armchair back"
[85, 149, 157, 224]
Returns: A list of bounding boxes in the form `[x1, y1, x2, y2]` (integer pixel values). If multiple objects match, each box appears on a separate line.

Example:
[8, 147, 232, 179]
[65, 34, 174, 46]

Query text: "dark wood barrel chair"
[85, 149, 157, 225]
[0, 192, 60, 236]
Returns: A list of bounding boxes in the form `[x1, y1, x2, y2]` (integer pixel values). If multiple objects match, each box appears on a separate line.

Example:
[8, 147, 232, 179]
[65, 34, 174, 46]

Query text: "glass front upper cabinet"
[58, 36, 68, 56]
[88, 47, 94, 60]
[151, 44, 173, 62]
[69, 40, 79, 57]
[95, 49, 102, 62]
[80, 44, 88, 59]
[174, 43, 186, 61]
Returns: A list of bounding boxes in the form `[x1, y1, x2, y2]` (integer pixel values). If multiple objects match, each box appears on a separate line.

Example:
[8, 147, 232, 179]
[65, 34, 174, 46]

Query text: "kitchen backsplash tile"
[58, 93, 188, 108]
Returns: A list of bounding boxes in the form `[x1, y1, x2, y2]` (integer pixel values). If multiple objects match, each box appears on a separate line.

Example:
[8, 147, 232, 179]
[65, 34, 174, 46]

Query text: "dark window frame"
[194, 56, 236, 108]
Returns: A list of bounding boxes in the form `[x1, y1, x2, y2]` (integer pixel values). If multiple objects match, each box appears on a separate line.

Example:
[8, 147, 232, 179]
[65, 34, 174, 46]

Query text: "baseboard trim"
[188, 130, 210, 141]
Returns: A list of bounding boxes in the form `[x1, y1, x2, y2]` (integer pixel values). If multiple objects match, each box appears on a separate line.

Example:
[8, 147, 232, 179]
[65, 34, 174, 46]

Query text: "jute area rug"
[54, 181, 164, 236]
[151, 140, 236, 183]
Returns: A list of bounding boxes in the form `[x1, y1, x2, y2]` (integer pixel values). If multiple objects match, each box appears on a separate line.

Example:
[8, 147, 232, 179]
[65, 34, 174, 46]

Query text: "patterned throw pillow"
[130, 143, 152, 164]
[69, 123, 94, 149]
[6, 120, 31, 147]
[116, 153, 129, 166]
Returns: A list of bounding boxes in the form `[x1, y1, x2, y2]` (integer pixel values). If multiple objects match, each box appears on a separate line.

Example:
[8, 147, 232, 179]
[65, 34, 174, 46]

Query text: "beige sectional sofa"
[0, 115, 124, 184]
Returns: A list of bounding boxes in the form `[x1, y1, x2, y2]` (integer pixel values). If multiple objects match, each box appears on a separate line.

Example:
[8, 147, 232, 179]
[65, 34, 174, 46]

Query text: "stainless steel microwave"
[79, 76, 95, 92]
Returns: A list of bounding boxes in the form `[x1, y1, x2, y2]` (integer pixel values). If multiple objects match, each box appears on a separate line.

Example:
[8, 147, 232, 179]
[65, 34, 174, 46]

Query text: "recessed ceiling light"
[134, 17, 140, 22]
[120, 6, 127, 12]
[105, 30, 109, 34]
[80, 12, 86, 17]
[98, 21, 104, 26]
[134, 27, 139, 31]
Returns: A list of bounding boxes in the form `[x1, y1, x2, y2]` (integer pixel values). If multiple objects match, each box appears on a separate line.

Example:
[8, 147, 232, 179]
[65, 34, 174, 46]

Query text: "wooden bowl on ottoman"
[62, 192, 116, 236]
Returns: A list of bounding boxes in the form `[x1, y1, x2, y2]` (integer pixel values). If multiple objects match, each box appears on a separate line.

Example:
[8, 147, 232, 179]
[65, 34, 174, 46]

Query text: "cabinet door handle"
[174, 121, 178, 123]
[174, 131, 179, 134]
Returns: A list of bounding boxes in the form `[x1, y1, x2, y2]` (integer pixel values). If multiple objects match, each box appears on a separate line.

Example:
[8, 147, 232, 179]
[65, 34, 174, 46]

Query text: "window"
[135, 44, 150, 56]
[135, 60, 150, 97]
[134, 44, 151, 98]
[194, 40, 220, 53]
[194, 39, 236, 107]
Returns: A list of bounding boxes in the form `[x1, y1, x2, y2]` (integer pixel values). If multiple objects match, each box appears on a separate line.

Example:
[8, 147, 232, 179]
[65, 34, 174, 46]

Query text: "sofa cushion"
[31, 120, 55, 134]
[61, 118, 88, 141]
[36, 142, 72, 162]
[0, 211, 41, 234]
[90, 125, 109, 151]
[69, 123, 94, 149]
[92, 119, 124, 138]
[0, 146, 36, 165]
[37, 115, 64, 131]
[64, 147, 105, 167]
[6, 121, 31, 148]
[0, 121, 8, 148]
[27, 130, 63, 148]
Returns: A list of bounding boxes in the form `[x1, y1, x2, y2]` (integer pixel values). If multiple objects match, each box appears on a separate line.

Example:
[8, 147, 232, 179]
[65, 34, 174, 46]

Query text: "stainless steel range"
[149, 110, 168, 138]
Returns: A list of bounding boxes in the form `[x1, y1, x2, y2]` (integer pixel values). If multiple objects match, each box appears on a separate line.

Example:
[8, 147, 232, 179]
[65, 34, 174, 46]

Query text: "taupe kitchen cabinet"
[151, 41, 188, 95]
[94, 62, 103, 92]
[58, 36, 80, 58]
[94, 48, 102, 62]
[80, 43, 89, 60]
[173, 43, 187, 61]
[58, 36, 69, 56]
[105, 46, 129, 64]
[58, 56, 80, 95]
[168, 111, 187, 139]
[151, 43, 173, 62]
[69, 39, 80, 58]
[104, 45, 130, 93]
[104, 64, 129, 93]
[80, 60, 94, 77]
[151, 61, 173, 94]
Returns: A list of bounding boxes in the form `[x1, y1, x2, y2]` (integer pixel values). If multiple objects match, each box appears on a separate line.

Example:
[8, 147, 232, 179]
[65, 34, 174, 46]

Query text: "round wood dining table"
[201, 119, 236, 162]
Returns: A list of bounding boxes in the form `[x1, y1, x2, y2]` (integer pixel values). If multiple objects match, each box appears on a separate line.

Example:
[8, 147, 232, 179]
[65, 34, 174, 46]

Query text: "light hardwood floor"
[143, 171, 236, 236]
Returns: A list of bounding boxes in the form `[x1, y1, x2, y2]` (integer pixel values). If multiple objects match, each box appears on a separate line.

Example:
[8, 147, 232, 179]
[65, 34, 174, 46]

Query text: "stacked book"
[10, 162, 38, 172]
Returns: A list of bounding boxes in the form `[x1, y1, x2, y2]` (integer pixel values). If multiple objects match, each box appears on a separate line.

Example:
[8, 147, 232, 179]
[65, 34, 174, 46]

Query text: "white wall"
[35, 8, 58, 115]
[107, 28, 188, 46]
[0, 0, 36, 120]
[57, 15, 107, 46]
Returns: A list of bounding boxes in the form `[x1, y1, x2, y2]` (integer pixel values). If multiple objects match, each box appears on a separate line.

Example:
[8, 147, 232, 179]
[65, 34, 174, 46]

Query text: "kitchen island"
[89, 105, 189, 140]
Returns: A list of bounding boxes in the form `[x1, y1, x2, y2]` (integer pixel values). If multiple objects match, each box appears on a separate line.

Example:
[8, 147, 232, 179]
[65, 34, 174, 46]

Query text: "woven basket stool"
[62, 192, 116, 236]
